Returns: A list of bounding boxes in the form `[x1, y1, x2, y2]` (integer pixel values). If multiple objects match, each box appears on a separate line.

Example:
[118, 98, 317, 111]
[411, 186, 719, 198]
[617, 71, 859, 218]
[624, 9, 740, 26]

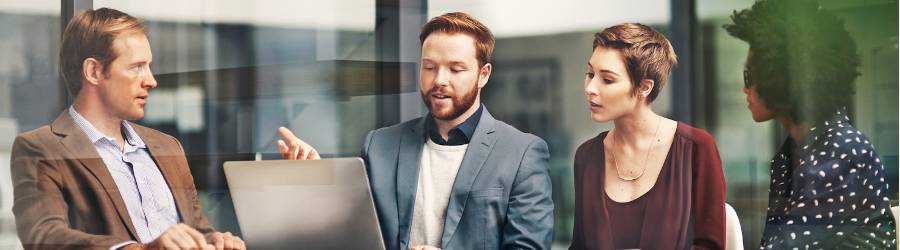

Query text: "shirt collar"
[426, 104, 483, 146]
[775, 108, 851, 159]
[797, 108, 850, 152]
[68, 106, 147, 149]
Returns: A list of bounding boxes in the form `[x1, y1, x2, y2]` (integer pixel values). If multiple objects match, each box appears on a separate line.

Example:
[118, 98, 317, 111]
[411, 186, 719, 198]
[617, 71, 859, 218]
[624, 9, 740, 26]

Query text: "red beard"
[421, 83, 479, 121]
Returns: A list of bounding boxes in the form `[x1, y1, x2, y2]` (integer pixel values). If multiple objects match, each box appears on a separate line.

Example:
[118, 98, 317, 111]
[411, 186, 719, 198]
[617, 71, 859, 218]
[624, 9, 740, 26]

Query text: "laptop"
[223, 158, 385, 250]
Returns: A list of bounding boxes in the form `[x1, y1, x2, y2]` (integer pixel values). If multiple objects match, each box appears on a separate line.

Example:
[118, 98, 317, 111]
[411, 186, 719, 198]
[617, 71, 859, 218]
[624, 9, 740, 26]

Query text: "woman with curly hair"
[725, 0, 897, 248]
[569, 23, 726, 250]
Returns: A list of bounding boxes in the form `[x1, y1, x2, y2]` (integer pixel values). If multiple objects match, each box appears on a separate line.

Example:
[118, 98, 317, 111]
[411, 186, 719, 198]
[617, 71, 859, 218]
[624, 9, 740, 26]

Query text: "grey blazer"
[361, 108, 554, 250]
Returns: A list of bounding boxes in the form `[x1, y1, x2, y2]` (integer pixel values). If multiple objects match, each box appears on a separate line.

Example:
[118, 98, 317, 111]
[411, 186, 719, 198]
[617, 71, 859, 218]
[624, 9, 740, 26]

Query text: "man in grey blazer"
[278, 12, 553, 250]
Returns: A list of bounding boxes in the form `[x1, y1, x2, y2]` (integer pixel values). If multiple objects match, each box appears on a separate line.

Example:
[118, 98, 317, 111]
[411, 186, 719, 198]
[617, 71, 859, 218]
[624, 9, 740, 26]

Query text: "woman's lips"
[589, 101, 602, 112]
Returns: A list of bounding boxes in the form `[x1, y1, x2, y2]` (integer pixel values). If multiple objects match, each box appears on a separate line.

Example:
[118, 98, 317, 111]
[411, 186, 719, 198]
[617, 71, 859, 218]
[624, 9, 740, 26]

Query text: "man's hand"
[205, 232, 245, 250]
[142, 223, 212, 249]
[409, 245, 441, 250]
[277, 126, 321, 160]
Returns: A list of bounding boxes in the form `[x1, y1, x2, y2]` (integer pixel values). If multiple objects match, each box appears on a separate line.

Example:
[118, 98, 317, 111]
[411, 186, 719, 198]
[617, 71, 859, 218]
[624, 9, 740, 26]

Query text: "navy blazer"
[361, 108, 554, 250]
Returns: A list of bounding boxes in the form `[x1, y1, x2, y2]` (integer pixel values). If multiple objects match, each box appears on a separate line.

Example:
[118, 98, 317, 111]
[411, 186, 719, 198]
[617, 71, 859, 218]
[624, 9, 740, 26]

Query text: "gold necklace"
[609, 116, 662, 181]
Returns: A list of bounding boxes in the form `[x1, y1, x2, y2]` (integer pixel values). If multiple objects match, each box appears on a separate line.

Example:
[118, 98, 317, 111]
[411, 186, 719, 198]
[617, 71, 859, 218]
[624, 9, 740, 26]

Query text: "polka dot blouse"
[760, 109, 897, 249]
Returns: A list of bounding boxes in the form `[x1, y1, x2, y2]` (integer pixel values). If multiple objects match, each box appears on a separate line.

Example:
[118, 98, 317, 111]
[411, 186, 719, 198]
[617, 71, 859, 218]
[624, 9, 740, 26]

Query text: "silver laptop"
[223, 158, 385, 250]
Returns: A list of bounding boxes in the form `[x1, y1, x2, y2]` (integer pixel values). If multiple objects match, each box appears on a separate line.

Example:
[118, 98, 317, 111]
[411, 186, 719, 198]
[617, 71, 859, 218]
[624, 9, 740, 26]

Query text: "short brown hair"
[419, 12, 494, 67]
[60, 8, 145, 96]
[593, 23, 677, 102]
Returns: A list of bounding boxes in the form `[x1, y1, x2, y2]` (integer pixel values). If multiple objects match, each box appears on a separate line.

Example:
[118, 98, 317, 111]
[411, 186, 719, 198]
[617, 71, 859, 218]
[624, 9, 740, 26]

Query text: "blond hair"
[59, 8, 145, 96]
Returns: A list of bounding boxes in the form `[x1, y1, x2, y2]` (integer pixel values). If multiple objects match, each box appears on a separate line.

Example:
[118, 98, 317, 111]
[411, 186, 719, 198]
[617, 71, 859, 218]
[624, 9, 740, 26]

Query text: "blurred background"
[0, 0, 895, 249]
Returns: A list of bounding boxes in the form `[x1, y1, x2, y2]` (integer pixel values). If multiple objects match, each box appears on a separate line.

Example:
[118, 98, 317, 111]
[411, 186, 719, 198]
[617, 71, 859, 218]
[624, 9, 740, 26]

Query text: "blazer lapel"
[50, 112, 140, 240]
[441, 108, 499, 246]
[396, 118, 426, 245]
[133, 126, 194, 225]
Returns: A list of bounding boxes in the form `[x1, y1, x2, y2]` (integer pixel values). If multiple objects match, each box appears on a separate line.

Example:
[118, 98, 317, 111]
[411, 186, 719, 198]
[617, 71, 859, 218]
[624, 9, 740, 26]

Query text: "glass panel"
[94, 0, 382, 235]
[0, 1, 61, 249]
[1, 0, 895, 248]
[696, 0, 899, 248]
[695, 1, 775, 247]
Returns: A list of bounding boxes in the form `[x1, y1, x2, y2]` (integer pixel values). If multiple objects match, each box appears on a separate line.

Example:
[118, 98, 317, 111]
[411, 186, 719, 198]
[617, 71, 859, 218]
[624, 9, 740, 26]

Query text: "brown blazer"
[9, 111, 213, 250]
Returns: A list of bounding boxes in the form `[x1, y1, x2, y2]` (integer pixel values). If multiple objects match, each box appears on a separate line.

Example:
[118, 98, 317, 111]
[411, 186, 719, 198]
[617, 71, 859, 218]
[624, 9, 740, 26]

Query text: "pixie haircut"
[592, 23, 678, 103]
[724, 0, 859, 123]
[419, 12, 495, 67]
[59, 8, 145, 96]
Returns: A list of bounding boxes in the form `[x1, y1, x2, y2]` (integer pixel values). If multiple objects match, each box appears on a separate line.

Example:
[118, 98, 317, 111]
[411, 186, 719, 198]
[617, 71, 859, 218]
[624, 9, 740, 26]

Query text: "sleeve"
[568, 143, 587, 250]
[776, 142, 897, 249]
[360, 129, 378, 163]
[501, 137, 555, 250]
[833, 145, 897, 249]
[691, 132, 726, 250]
[11, 135, 132, 250]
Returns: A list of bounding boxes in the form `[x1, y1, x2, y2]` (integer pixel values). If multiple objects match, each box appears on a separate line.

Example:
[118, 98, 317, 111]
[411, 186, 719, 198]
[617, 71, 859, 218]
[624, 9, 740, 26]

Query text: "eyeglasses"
[743, 69, 752, 88]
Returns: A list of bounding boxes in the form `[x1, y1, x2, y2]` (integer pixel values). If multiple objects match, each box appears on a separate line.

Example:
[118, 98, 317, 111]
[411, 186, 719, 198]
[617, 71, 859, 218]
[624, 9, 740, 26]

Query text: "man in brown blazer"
[10, 8, 244, 250]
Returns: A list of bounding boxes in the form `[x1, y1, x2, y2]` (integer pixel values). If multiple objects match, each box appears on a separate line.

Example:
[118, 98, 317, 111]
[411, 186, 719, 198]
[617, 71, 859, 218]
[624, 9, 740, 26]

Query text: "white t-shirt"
[408, 138, 469, 247]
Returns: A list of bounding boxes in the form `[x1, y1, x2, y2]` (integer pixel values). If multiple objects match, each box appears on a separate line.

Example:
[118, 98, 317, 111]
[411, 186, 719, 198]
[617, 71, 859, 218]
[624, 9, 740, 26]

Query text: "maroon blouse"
[570, 123, 726, 250]
[605, 191, 650, 248]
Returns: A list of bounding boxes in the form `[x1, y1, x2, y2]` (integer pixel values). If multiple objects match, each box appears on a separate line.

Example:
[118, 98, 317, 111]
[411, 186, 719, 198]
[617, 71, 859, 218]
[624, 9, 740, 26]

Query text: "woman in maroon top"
[569, 23, 726, 250]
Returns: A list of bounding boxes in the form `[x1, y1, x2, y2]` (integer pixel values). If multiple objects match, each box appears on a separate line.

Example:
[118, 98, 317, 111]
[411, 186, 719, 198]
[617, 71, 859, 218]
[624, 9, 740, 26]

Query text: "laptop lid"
[223, 158, 385, 250]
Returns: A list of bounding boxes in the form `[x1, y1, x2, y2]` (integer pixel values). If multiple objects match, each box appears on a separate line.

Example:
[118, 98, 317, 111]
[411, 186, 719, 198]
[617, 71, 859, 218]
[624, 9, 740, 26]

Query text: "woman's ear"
[639, 79, 655, 98]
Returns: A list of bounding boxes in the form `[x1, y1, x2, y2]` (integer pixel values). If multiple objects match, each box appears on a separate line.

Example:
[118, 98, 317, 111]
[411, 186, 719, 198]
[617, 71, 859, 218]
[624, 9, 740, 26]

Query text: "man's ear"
[478, 63, 492, 89]
[82, 58, 104, 87]
[638, 79, 655, 98]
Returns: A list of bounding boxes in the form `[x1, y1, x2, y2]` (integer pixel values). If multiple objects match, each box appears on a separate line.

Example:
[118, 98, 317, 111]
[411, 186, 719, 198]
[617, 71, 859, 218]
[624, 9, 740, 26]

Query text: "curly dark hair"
[724, 0, 859, 123]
